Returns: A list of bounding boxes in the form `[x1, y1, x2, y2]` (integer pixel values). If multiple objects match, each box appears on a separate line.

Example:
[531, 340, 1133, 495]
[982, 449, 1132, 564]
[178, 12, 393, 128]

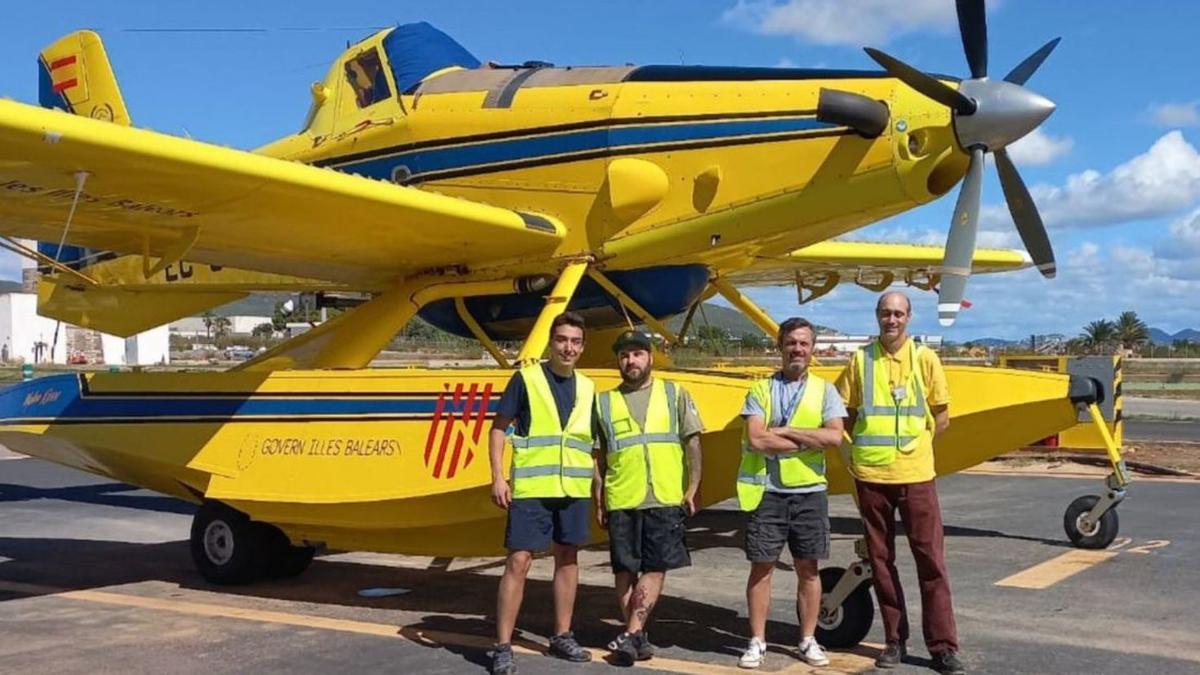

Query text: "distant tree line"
[1065, 311, 1197, 357]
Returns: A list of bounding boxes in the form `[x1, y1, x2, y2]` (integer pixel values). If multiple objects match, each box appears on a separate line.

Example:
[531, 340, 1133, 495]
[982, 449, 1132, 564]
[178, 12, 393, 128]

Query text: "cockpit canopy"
[382, 22, 480, 95]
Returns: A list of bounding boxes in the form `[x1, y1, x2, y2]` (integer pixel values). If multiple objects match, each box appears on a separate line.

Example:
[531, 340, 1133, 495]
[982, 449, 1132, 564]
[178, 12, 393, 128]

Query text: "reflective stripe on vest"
[597, 379, 686, 510]
[736, 373, 828, 512]
[510, 364, 596, 499]
[850, 340, 930, 467]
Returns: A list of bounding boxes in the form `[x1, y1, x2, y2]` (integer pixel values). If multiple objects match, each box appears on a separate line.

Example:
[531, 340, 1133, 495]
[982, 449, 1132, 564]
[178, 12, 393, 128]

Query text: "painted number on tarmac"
[1106, 538, 1170, 554]
[1126, 539, 1170, 554]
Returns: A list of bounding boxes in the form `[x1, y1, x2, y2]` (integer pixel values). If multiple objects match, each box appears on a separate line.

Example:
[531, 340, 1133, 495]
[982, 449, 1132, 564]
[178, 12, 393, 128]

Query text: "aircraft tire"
[815, 566, 874, 648]
[190, 502, 268, 585]
[255, 522, 317, 579]
[1063, 495, 1119, 549]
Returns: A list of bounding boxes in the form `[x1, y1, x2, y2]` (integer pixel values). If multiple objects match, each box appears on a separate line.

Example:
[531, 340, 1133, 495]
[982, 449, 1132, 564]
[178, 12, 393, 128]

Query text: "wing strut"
[455, 296, 510, 369]
[586, 268, 678, 347]
[515, 260, 590, 366]
[709, 276, 779, 338]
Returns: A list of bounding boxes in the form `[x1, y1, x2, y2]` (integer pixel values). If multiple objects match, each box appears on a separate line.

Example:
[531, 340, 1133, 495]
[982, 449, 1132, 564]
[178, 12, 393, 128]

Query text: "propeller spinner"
[865, 0, 1059, 326]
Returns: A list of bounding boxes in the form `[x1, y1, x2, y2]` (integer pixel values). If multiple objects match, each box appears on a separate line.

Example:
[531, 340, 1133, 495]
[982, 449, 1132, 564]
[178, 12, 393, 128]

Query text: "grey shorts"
[744, 490, 830, 562]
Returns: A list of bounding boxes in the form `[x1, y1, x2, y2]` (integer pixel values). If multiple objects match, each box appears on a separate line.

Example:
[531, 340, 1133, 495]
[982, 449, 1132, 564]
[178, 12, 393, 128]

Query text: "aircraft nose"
[953, 79, 1056, 152]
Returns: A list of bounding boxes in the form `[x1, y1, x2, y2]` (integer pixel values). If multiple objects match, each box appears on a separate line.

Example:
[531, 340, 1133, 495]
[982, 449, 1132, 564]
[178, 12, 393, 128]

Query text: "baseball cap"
[612, 330, 652, 354]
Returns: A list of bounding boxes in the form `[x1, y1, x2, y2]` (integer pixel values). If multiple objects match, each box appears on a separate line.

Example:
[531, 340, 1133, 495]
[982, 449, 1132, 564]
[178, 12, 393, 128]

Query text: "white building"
[0, 292, 169, 366]
[0, 293, 67, 364]
[170, 315, 272, 337]
[100, 327, 170, 366]
[816, 333, 943, 354]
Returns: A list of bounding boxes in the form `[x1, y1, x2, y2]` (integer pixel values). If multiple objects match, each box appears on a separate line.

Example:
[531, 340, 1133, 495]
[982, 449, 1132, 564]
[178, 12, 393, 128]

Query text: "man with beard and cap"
[836, 291, 962, 674]
[736, 317, 845, 670]
[593, 329, 703, 667]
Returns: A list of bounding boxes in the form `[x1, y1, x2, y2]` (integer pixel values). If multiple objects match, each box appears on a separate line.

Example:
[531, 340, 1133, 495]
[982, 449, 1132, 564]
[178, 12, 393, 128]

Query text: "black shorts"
[607, 506, 691, 574]
[504, 497, 591, 552]
[744, 490, 829, 563]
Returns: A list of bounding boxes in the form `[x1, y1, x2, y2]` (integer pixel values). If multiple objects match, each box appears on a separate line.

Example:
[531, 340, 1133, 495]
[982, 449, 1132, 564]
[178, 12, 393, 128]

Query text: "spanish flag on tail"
[37, 30, 131, 126]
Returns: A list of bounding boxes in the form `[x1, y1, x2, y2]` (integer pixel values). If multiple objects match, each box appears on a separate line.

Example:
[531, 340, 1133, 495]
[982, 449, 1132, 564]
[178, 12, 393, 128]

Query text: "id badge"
[891, 385, 907, 402]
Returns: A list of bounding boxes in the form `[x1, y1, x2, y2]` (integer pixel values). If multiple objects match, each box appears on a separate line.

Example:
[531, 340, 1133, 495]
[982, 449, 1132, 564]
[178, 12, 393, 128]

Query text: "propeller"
[864, 0, 1060, 325]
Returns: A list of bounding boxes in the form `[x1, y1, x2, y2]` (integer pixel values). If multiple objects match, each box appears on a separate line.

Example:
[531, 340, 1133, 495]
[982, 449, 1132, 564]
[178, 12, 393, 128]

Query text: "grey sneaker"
[931, 650, 966, 675]
[611, 631, 638, 666]
[633, 630, 654, 661]
[490, 644, 517, 675]
[875, 642, 906, 669]
[548, 631, 592, 663]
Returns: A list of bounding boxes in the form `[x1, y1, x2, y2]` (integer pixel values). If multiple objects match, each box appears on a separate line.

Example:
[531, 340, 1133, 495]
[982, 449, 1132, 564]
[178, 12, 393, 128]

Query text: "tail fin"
[37, 30, 131, 125]
[35, 31, 128, 280]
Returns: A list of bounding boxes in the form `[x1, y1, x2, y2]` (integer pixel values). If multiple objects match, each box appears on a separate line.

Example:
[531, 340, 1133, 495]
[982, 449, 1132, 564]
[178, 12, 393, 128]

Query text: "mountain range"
[1148, 328, 1200, 345]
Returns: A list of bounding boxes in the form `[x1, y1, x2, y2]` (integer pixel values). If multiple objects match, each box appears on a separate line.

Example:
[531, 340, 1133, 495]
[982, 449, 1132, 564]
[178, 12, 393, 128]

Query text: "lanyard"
[773, 374, 806, 427]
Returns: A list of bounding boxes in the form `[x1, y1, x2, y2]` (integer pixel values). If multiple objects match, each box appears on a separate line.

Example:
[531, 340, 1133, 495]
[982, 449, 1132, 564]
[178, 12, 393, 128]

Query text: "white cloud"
[1154, 207, 1200, 260]
[775, 57, 798, 68]
[982, 131, 1200, 230]
[1148, 101, 1200, 128]
[722, 0, 957, 47]
[1004, 129, 1073, 166]
[843, 222, 1020, 250]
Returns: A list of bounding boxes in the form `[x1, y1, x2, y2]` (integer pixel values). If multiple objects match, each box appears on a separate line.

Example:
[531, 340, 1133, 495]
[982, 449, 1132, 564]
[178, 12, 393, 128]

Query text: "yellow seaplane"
[0, 1, 1128, 647]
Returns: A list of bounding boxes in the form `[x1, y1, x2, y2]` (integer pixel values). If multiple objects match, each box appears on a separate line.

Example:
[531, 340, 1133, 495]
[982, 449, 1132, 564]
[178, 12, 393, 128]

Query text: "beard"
[620, 366, 649, 387]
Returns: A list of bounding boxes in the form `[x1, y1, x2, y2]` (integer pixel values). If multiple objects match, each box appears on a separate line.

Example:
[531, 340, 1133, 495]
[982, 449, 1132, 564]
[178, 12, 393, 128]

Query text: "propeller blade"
[956, 0, 988, 79]
[995, 148, 1056, 278]
[1003, 37, 1061, 85]
[864, 48, 977, 115]
[938, 147, 985, 326]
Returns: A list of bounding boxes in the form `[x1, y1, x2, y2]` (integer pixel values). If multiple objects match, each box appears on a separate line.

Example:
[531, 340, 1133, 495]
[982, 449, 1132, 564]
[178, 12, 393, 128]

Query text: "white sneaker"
[798, 637, 830, 667]
[739, 637, 767, 669]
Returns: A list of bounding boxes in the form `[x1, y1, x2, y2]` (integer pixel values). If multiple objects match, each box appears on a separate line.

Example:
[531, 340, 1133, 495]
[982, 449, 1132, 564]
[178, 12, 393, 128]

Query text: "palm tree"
[1080, 319, 1116, 353]
[213, 316, 233, 340]
[201, 311, 216, 340]
[1114, 311, 1149, 351]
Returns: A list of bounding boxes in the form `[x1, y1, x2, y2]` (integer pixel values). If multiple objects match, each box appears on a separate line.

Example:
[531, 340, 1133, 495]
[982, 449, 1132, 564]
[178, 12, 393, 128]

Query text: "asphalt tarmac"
[1124, 419, 1200, 443]
[1, 455, 1197, 674]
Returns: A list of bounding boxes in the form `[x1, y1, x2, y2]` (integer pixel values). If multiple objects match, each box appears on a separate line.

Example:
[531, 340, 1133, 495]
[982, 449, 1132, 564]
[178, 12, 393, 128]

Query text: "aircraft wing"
[0, 100, 563, 287]
[726, 240, 1031, 301]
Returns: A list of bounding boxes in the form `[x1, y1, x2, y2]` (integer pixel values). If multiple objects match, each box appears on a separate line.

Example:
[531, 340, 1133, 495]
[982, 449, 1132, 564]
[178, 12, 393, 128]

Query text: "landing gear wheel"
[816, 566, 874, 648]
[254, 522, 316, 579]
[190, 502, 267, 585]
[1064, 495, 1118, 549]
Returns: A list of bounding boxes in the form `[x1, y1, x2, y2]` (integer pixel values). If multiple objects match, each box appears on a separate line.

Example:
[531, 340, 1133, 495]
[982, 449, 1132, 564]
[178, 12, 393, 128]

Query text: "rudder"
[38, 30, 131, 125]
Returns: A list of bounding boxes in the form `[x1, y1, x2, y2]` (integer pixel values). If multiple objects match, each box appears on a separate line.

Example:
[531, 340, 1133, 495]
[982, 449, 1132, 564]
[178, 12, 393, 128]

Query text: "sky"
[1, 0, 1198, 341]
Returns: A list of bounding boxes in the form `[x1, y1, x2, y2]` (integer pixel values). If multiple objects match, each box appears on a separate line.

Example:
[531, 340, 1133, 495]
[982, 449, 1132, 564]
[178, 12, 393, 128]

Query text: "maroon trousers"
[855, 479, 958, 655]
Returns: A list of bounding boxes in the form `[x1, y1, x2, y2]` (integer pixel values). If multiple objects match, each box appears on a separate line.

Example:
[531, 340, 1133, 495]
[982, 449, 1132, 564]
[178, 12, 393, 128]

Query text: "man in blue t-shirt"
[488, 312, 594, 675]
[737, 317, 846, 669]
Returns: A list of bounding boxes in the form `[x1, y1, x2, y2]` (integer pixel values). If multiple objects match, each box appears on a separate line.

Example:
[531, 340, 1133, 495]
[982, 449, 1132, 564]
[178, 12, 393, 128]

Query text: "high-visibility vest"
[596, 378, 685, 511]
[736, 373, 828, 511]
[509, 364, 596, 499]
[850, 340, 931, 467]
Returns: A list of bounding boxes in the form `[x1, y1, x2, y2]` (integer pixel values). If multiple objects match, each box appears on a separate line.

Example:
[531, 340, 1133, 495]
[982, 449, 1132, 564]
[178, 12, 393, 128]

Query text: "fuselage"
[258, 26, 968, 280]
[247, 24, 968, 338]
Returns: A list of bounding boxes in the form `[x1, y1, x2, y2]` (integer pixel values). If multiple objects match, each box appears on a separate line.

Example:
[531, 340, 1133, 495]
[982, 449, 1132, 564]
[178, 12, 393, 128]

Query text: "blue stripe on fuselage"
[332, 115, 838, 181]
[0, 375, 495, 423]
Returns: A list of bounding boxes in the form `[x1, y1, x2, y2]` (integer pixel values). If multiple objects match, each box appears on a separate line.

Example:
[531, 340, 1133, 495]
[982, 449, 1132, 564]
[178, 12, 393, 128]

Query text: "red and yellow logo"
[423, 382, 494, 479]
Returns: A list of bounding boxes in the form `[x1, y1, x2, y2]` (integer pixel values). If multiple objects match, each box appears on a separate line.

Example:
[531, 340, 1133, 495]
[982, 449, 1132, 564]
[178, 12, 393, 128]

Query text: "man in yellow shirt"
[836, 292, 963, 675]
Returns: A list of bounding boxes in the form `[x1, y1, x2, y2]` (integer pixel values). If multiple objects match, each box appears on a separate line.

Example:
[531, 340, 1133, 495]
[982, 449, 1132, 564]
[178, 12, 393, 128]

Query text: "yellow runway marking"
[0, 580, 872, 674]
[994, 549, 1118, 590]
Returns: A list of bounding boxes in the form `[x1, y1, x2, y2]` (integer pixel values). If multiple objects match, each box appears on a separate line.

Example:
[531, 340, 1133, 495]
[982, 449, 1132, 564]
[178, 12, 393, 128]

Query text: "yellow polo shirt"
[835, 337, 950, 484]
